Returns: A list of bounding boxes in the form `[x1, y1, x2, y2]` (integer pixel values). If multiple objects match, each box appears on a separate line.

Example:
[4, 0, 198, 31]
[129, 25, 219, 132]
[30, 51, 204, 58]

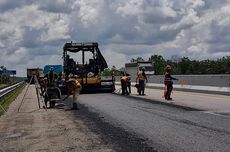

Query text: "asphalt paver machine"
[63, 42, 115, 93]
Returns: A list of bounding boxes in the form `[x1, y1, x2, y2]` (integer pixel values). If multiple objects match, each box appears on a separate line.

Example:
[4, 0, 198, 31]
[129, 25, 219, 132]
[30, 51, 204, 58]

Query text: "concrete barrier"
[115, 74, 230, 87]
[115, 74, 230, 94]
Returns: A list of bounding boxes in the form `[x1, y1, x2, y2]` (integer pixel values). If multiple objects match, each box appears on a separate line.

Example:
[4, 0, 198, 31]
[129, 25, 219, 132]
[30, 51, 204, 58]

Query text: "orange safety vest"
[67, 79, 81, 93]
[164, 72, 173, 85]
[121, 76, 128, 81]
[137, 72, 145, 80]
[75, 80, 81, 88]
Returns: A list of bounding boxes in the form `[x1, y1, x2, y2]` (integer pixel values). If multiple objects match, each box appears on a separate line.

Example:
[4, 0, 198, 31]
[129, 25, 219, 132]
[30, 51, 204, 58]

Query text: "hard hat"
[165, 65, 172, 70]
[87, 72, 94, 77]
[141, 67, 145, 71]
[68, 73, 74, 78]
[43, 77, 48, 80]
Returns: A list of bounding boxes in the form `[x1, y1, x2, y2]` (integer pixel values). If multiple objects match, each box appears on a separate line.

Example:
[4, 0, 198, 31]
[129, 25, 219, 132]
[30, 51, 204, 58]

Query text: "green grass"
[0, 83, 26, 115]
[0, 84, 7, 89]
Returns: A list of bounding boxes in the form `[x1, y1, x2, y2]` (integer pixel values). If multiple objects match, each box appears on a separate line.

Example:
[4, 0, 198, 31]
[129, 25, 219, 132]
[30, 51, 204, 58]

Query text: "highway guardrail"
[0, 81, 25, 100]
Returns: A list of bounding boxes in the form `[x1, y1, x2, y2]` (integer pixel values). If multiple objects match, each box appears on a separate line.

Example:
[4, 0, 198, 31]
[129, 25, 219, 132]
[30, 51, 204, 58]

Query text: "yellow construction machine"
[63, 42, 115, 93]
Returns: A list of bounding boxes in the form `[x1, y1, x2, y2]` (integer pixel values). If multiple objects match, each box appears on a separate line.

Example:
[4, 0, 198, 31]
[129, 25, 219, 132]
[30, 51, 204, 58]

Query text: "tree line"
[0, 66, 16, 84]
[134, 55, 230, 75]
[90, 55, 230, 76]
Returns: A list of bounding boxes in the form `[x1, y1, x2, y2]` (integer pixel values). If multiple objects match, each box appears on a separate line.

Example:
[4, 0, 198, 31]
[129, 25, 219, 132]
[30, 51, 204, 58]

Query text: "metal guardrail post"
[0, 102, 6, 112]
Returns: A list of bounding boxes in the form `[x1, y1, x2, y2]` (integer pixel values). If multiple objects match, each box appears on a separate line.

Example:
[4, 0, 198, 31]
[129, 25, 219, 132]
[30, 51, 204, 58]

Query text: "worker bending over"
[67, 74, 82, 110]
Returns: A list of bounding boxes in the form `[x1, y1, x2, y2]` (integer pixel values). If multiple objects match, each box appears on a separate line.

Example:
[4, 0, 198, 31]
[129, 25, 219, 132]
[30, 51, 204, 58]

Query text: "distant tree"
[130, 55, 230, 75]
[216, 56, 230, 74]
[170, 55, 181, 63]
[169, 55, 230, 74]
[148, 55, 166, 75]
[101, 66, 121, 76]
[177, 57, 191, 74]
[189, 60, 200, 74]
[0, 66, 6, 70]
[131, 57, 144, 62]
[101, 68, 111, 76]
[111, 66, 121, 76]
[0, 66, 11, 84]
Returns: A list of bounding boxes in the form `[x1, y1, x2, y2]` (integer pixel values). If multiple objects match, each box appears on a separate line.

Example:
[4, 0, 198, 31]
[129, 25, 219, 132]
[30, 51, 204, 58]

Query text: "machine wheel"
[44, 95, 48, 108]
[50, 101, 56, 108]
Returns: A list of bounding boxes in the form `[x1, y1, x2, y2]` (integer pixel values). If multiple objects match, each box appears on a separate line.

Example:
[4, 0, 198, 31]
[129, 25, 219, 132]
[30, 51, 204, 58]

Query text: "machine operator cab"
[63, 42, 115, 93]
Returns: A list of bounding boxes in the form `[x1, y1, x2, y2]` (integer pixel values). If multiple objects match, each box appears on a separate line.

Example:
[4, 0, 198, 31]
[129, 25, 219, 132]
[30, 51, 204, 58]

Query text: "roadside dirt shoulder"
[0, 85, 115, 152]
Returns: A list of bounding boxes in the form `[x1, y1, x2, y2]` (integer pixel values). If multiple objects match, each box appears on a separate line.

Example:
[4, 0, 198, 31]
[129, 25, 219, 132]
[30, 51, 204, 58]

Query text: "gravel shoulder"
[0, 85, 116, 152]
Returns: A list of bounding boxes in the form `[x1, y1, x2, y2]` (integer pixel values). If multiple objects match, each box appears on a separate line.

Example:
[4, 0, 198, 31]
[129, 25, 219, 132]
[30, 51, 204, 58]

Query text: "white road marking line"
[202, 111, 230, 118]
[173, 91, 230, 101]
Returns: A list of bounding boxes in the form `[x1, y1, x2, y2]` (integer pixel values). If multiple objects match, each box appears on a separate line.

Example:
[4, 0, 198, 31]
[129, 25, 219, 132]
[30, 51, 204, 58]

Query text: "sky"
[1, 0, 230, 76]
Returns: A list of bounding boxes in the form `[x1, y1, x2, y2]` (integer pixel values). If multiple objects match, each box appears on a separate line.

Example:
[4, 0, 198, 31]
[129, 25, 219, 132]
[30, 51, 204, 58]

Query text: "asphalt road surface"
[1, 85, 230, 152]
[77, 93, 230, 152]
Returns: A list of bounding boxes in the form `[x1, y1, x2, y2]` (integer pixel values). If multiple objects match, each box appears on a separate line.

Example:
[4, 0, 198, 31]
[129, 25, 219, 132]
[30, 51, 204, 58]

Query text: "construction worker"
[39, 77, 48, 96]
[136, 68, 148, 95]
[43, 67, 59, 108]
[120, 72, 129, 95]
[164, 65, 178, 100]
[127, 75, 131, 94]
[67, 74, 81, 110]
[45, 67, 58, 86]
[57, 72, 65, 86]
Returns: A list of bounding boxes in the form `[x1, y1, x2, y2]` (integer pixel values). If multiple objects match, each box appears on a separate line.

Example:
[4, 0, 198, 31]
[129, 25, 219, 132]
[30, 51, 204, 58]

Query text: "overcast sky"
[1, 0, 230, 76]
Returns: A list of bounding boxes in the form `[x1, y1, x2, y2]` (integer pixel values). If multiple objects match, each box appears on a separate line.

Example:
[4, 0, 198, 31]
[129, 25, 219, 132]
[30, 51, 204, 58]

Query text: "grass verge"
[0, 83, 26, 115]
[0, 84, 7, 89]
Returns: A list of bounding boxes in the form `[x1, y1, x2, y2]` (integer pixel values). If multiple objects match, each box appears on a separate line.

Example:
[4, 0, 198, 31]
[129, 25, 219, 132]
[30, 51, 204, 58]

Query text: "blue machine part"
[43, 65, 63, 74]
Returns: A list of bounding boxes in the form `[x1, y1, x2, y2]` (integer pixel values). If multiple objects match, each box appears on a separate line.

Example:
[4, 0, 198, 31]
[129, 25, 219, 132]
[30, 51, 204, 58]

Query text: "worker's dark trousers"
[139, 80, 145, 95]
[121, 80, 128, 95]
[127, 82, 131, 94]
[166, 84, 173, 99]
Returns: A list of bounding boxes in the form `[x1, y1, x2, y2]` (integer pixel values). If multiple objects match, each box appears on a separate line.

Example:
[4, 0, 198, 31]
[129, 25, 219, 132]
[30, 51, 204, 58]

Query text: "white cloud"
[7, 47, 27, 64]
[160, 9, 200, 31]
[0, 4, 70, 46]
[103, 48, 128, 68]
[72, 0, 103, 27]
[187, 0, 205, 8]
[41, 15, 70, 41]
[116, 0, 143, 17]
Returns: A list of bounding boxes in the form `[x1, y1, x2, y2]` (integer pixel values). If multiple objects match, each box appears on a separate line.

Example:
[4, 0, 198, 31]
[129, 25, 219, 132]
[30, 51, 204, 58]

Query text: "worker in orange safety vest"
[67, 74, 82, 110]
[120, 73, 129, 95]
[164, 65, 178, 100]
[136, 68, 148, 95]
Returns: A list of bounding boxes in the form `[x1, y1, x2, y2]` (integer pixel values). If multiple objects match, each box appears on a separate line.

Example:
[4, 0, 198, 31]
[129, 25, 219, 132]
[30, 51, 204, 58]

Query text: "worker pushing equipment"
[67, 74, 81, 110]
[43, 67, 60, 108]
[45, 67, 58, 86]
